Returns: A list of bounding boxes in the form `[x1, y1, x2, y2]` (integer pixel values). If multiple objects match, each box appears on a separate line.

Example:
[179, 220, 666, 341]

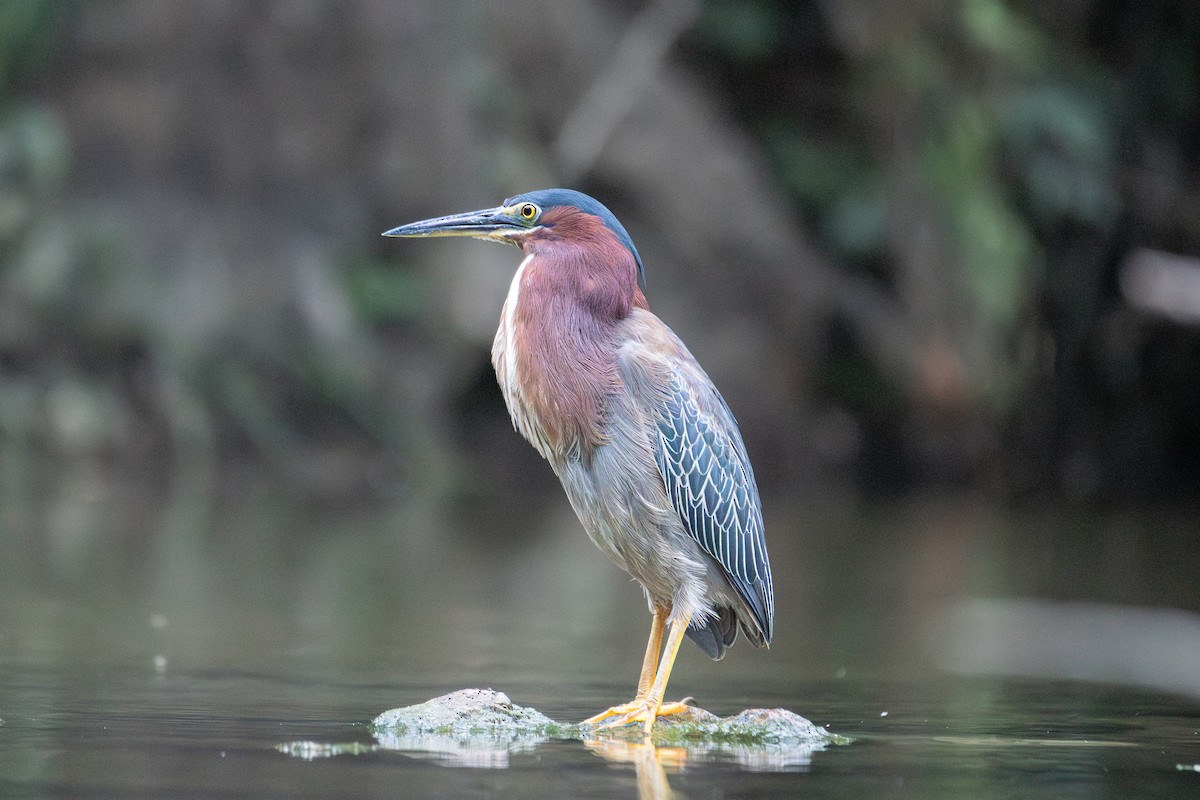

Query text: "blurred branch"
[552, 0, 700, 182]
[1121, 248, 1200, 326]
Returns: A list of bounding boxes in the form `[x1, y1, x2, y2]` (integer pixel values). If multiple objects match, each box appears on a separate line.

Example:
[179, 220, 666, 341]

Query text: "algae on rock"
[361, 688, 850, 768]
[369, 688, 568, 768]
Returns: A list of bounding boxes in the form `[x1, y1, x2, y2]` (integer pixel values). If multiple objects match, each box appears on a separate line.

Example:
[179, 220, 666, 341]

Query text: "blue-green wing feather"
[654, 378, 774, 642]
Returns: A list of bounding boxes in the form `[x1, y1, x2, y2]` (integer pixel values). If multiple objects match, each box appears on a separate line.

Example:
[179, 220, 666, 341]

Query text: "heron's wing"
[650, 350, 774, 643]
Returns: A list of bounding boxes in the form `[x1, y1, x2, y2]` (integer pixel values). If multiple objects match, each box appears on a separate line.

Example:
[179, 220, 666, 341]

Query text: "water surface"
[2, 473, 1199, 797]
[3, 659, 1197, 799]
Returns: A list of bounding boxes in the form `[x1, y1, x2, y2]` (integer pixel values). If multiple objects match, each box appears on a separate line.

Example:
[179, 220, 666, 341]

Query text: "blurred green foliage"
[0, 0, 62, 89]
[0, 2, 431, 499]
[686, 0, 1200, 494]
[0, 4, 74, 454]
[695, 0, 787, 62]
[1, 0, 1197, 501]
[343, 257, 427, 324]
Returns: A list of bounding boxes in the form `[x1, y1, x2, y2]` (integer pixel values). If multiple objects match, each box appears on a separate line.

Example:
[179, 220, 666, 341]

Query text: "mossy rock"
[620, 705, 851, 746]
[371, 688, 571, 738]
[370, 688, 849, 747]
[276, 689, 849, 767]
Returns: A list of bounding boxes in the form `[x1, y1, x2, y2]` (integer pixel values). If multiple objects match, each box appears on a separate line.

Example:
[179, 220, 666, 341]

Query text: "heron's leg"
[637, 616, 689, 736]
[635, 605, 668, 698]
[582, 605, 668, 724]
[589, 615, 692, 735]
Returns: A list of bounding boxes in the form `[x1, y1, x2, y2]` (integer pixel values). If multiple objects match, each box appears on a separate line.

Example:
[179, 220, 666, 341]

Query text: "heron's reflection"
[584, 738, 687, 800]
[584, 729, 826, 798]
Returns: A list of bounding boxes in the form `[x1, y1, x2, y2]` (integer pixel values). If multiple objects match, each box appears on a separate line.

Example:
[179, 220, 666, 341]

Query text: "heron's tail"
[685, 606, 739, 660]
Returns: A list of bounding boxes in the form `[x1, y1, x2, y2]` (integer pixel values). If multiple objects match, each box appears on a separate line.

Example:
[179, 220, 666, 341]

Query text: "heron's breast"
[491, 255, 619, 465]
[491, 254, 555, 460]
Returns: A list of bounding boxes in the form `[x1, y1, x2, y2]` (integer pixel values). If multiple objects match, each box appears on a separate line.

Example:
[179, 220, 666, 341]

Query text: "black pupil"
[523, 205, 534, 218]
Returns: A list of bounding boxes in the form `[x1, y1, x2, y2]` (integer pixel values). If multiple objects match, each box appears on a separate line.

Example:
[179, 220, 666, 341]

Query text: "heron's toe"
[655, 699, 691, 717]
[584, 697, 691, 734]
[582, 701, 639, 725]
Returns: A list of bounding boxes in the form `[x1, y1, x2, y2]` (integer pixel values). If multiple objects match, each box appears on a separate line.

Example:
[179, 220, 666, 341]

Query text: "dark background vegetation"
[2, 0, 1198, 511]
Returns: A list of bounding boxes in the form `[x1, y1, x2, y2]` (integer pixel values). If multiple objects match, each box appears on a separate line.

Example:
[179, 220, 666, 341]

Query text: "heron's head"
[383, 188, 646, 292]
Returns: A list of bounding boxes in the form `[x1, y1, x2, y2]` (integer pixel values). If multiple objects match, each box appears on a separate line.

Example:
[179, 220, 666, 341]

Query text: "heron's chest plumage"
[490, 254, 619, 466]
[491, 254, 553, 459]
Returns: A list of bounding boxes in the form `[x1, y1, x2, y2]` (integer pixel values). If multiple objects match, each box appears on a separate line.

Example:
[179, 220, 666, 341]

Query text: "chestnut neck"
[511, 207, 648, 457]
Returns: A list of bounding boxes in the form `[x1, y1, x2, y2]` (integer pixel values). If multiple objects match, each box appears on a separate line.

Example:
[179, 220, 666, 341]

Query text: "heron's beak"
[382, 205, 529, 243]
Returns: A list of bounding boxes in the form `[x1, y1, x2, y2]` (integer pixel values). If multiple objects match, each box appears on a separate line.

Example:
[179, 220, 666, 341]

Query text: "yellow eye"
[519, 203, 539, 221]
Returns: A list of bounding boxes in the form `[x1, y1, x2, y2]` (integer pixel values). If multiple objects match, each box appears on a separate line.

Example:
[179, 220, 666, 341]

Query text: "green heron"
[384, 189, 773, 735]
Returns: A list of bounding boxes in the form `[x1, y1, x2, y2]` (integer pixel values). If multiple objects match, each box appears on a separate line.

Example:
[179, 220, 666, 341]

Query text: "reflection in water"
[277, 741, 379, 760]
[280, 718, 832, 799]
[369, 727, 545, 769]
[277, 733, 693, 798]
[356, 732, 828, 799]
[584, 739, 686, 800]
[361, 725, 830, 773]
[581, 735, 827, 799]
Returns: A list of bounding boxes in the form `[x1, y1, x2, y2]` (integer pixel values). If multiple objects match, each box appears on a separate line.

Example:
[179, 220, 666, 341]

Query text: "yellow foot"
[582, 698, 692, 734]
